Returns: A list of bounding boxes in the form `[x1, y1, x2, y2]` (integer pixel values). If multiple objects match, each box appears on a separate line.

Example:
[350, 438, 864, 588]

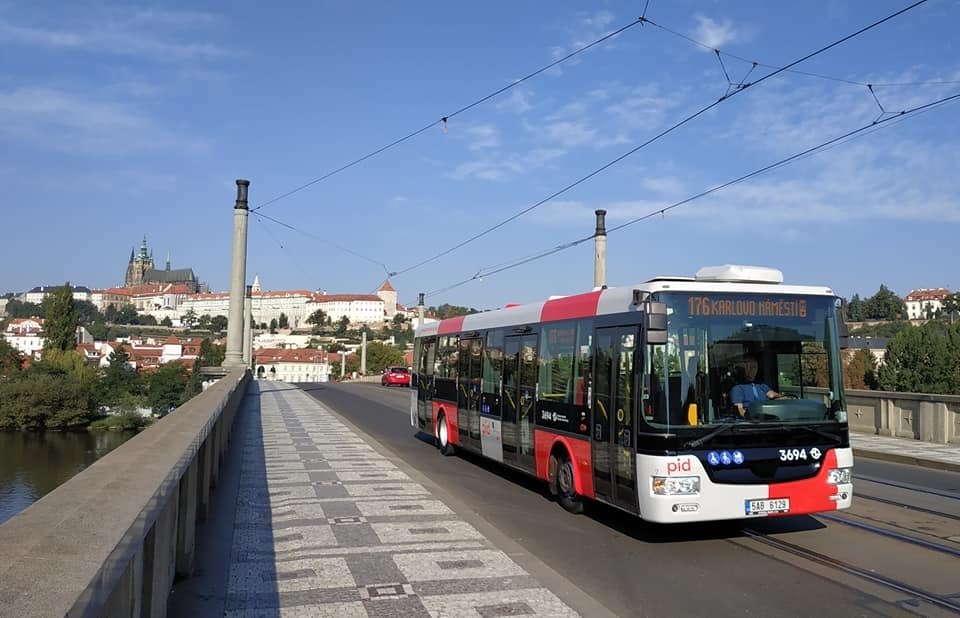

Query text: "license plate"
[745, 498, 790, 515]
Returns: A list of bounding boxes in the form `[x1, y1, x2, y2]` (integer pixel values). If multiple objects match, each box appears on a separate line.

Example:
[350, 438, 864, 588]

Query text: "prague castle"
[124, 236, 201, 292]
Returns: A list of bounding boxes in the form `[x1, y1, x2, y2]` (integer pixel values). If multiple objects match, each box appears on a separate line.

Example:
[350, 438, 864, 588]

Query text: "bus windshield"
[643, 292, 845, 432]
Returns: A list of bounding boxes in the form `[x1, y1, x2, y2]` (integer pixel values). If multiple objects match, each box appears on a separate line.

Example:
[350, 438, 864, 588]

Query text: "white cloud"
[692, 14, 739, 50]
[464, 124, 500, 151]
[495, 87, 533, 114]
[0, 87, 207, 155]
[0, 10, 229, 61]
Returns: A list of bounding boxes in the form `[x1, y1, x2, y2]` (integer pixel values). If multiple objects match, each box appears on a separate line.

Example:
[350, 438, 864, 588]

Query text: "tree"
[844, 348, 877, 390]
[146, 361, 190, 414]
[0, 369, 95, 430]
[364, 341, 406, 374]
[278, 312, 289, 329]
[94, 348, 142, 408]
[943, 293, 960, 323]
[42, 283, 79, 352]
[160, 316, 173, 327]
[307, 309, 330, 333]
[181, 309, 198, 329]
[862, 285, 906, 321]
[74, 300, 102, 325]
[198, 338, 225, 367]
[4, 299, 44, 319]
[269, 318, 278, 333]
[0, 338, 23, 375]
[846, 294, 864, 322]
[429, 304, 479, 320]
[878, 322, 960, 394]
[337, 316, 350, 334]
[198, 314, 212, 330]
[210, 315, 228, 334]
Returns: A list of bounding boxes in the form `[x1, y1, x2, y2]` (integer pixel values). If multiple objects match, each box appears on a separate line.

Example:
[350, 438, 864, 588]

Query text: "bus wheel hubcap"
[559, 463, 572, 494]
[439, 421, 447, 445]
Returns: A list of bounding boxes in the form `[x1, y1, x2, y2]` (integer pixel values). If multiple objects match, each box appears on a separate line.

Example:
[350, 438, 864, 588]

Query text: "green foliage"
[198, 314, 212, 330]
[4, 299, 44, 319]
[845, 294, 864, 322]
[41, 349, 97, 387]
[42, 283, 79, 352]
[429, 304, 479, 320]
[844, 348, 878, 390]
[337, 316, 350, 334]
[0, 370, 95, 430]
[878, 322, 960, 394]
[74, 300, 102, 325]
[0, 338, 23, 375]
[210, 315, 228, 334]
[278, 313, 289, 329]
[180, 308, 198, 329]
[862, 284, 906, 321]
[146, 361, 190, 414]
[89, 412, 153, 431]
[364, 341, 406, 374]
[198, 338, 225, 367]
[849, 320, 910, 339]
[93, 348, 143, 408]
[160, 316, 173, 327]
[270, 318, 278, 333]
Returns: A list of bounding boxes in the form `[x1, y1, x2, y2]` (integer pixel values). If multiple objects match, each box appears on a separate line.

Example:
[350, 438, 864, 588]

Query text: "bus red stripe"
[534, 429, 595, 499]
[437, 315, 467, 335]
[770, 449, 839, 516]
[540, 291, 602, 323]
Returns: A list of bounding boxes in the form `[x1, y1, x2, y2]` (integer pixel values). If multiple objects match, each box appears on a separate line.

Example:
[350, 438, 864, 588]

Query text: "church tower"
[376, 279, 398, 319]
[124, 235, 155, 287]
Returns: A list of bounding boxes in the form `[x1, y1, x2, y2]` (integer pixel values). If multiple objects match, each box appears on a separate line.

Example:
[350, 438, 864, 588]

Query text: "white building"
[904, 288, 953, 320]
[253, 348, 340, 383]
[23, 285, 93, 305]
[3, 318, 44, 358]
[306, 293, 385, 326]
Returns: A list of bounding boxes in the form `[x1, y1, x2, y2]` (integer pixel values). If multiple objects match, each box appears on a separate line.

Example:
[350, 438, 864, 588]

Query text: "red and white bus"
[411, 265, 853, 523]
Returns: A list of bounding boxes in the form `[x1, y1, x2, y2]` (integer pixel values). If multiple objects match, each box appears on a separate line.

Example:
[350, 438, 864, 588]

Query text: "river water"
[0, 430, 135, 525]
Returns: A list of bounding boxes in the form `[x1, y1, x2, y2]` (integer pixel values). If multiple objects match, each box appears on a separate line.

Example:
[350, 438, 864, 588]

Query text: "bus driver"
[731, 354, 780, 417]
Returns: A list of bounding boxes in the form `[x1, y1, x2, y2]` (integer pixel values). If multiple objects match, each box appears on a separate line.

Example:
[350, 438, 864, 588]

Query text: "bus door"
[592, 326, 639, 512]
[416, 337, 436, 430]
[502, 334, 537, 470]
[457, 338, 482, 452]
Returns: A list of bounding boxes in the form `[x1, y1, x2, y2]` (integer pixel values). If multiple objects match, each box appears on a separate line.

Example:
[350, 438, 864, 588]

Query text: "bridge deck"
[185, 380, 579, 617]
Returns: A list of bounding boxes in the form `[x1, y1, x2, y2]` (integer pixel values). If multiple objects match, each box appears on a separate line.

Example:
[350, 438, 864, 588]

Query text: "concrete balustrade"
[0, 368, 250, 618]
[846, 388, 960, 444]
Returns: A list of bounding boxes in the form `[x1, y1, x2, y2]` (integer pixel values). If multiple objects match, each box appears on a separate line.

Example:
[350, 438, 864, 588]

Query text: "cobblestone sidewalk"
[850, 432, 960, 473]
[226, 381, 579, 617]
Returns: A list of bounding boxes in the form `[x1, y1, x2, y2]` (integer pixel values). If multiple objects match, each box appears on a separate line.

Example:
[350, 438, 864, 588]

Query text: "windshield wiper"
[683, 421, 750, 449]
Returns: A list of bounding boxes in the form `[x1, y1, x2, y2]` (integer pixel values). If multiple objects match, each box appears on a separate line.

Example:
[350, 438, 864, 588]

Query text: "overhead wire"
[406, 89, 960, 305]
[391, 0, 930, 280]
[250, 16, 646, 213]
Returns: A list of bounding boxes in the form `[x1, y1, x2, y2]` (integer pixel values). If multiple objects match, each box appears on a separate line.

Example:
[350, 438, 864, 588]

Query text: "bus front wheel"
[556, 452, 583, 514]
[437, 413, 455, 456]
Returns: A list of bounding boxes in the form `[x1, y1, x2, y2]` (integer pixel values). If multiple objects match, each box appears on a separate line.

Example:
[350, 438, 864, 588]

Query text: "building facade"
[2, 318, 44, 358]
[904, 288, 953, 320]
[124, 236, 201, 292]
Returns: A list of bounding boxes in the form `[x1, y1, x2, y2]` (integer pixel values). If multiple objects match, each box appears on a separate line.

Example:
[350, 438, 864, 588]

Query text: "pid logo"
[666, 458, 693, 475]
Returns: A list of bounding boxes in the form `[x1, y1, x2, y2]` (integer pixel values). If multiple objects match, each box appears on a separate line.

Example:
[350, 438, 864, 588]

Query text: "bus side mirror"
[645, 302, 667, 345]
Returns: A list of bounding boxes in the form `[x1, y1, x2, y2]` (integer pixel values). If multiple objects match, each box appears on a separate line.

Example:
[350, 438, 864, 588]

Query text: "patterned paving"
[850, 432, 960, 468]
[226, 381, 579, 617]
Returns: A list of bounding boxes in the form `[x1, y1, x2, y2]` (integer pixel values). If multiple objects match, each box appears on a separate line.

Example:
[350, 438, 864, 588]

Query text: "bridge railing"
[0, 368, 251, 618]
[846, 388, 960, 445]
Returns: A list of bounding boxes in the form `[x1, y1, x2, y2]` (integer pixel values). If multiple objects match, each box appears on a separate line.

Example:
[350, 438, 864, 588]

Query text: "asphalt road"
[301, 382, 960, 618]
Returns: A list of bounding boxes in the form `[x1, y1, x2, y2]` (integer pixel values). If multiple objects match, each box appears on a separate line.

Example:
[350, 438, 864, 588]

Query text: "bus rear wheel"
[437, 413, 455, 456]
[556, 452, 583, 514]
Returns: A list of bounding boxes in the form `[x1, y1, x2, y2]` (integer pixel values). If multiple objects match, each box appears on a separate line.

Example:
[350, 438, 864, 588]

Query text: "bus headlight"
[653, 476, 700, 495]
[826, 468, 852, 485]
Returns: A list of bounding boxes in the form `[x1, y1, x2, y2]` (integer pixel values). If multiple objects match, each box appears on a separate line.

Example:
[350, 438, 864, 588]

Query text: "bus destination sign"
[687, 296, 807, 319]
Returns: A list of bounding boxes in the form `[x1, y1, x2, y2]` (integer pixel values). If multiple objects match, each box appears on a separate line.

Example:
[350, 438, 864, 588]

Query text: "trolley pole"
[242, 284, 252, 367]
[360, 330, 367, 376]
[223, 179, 250, 369]
[417, 292, 425, 329]
[594, 209, 607, 290]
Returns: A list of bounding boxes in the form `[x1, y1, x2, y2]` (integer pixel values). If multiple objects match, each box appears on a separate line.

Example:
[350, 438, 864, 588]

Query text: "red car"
[381, 366, 411, 387]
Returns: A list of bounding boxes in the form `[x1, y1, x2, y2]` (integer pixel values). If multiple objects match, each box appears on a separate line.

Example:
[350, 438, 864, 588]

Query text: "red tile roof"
[378, 279, 396, 292]
[905, 288, 953, 301]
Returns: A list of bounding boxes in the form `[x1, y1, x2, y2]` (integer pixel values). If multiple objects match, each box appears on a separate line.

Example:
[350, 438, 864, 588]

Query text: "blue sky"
[2, 0, 958, 310]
